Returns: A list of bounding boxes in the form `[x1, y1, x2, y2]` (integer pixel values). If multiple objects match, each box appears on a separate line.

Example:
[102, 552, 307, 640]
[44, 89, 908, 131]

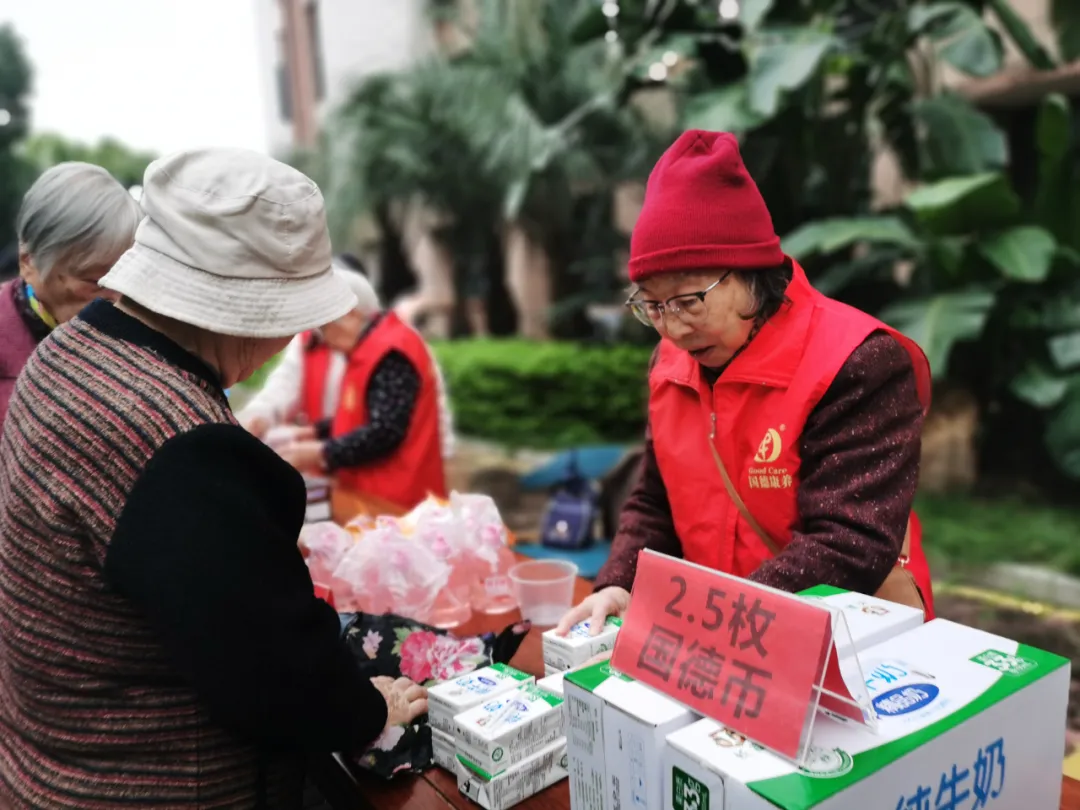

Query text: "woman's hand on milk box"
[554, 586, 630, 637]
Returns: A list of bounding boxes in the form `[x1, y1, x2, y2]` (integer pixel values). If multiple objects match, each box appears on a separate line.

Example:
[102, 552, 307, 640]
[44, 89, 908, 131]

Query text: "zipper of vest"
[710, 411, 717, 439]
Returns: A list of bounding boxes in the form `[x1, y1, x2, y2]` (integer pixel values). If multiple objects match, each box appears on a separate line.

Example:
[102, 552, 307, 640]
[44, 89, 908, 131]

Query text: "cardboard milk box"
[428, 663, 534, 734]
[565, 660, 697, 810]
[797, 585, 924, 654]
[537, 671, 566, 697]
[456, 738, 570, 810]
[543, 617, 622, 672]
[431, 726, 456, 772]
[661, 619, 1069, 810]
[455, 683, 565, 775]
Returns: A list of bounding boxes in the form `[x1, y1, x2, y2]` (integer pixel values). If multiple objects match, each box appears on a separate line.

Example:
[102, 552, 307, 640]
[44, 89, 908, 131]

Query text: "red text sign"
[611, 550, 831, 759]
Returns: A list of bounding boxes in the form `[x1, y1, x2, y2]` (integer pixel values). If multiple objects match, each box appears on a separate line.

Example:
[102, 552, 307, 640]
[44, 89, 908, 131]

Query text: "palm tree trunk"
[393, 200, 456, 338]
[503, 222, 552, 339]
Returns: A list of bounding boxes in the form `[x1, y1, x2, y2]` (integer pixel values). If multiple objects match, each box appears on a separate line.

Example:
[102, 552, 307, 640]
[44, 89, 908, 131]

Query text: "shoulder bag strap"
[707, 439, 782, 557]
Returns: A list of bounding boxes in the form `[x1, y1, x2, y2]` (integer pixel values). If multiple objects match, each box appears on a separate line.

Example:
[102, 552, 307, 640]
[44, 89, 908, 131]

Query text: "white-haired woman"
[239, 260, 454, 511]
[0, 162, 141, 424]
[0, 149, 427, 808]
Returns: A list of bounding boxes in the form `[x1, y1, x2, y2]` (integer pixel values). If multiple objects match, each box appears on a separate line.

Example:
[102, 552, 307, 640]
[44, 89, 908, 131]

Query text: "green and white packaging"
[543, 617, 623, 672]
[431, 725, 456, 772]
[538, 671, 566, 697]
[454, 682, 565, 776]
[456, 738, 570, 810]
[662, 619, 1069, 810]
[565, 661, 697, 810]
[428, 663, 534, 734]
[797, 585, 924, 654]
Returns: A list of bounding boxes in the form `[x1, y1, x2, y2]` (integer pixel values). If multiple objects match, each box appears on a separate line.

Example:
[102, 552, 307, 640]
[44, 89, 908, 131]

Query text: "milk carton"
[662, 619, 1069, 810]
[797, 584, 924, 653]
[565, 660, 697, 810]
[428, 664, 534, 734]
[454, 683, 565, 776]
[431, 726, 456, 771]
[537, 671, 565, 697]
[456, 738, 570, 810]
[543, 617, 622, 672]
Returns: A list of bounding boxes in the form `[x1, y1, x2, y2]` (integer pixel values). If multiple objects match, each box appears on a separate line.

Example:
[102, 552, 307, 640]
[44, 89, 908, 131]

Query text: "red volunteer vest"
[649, 263, 935, 618]
[300, 313, 447, 510]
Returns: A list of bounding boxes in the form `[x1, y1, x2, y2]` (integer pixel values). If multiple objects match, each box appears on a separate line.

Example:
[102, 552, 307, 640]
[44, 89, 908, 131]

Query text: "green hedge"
[431, 340, 654, 449]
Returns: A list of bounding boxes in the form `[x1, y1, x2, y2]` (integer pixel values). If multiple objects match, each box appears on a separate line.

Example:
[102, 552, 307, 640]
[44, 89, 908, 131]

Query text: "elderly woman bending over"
[0, 162, 141, 423]
[0, 149, 426, 808]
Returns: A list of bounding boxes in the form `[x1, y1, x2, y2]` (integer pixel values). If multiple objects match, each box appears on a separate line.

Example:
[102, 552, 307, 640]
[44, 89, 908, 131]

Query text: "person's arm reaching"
[105, 423, 389, 753]
[748, 331, 923, 594]
[236, 336, 304, 436]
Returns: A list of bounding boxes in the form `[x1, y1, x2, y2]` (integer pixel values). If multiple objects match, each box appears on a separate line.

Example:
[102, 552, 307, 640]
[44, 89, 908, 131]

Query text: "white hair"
[16, 162, 142, 281]
[331, 261, 382, 317]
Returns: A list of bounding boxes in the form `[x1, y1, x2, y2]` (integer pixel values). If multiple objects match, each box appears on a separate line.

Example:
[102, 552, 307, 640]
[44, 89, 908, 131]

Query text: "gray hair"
[16, 162, 143, 281]
[332, 261, 382, 318]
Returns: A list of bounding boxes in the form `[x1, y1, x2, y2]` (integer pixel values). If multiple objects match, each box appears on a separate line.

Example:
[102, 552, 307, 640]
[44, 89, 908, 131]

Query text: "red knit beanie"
[628, 130, 783, 282]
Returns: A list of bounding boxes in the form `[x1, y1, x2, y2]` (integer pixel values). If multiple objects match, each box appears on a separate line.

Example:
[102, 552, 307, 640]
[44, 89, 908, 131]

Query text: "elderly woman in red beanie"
[557, 130, 935, 636]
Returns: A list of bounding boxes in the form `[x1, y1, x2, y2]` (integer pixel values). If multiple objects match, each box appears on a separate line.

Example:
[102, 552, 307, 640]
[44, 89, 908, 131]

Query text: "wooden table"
[316, 489, 1080, 809]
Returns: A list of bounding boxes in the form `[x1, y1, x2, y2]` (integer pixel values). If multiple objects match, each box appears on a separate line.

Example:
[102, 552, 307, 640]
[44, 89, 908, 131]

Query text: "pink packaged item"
[298, 521, 354, 586]
[408, 498, 475, 628]
[329, 522, 451, 623]
[450, 492, 517, 614]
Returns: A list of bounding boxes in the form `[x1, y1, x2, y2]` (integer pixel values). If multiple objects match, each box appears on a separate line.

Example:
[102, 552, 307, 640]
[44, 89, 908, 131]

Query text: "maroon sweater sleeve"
[594, 332, 923, 596]
[748, 331, 923, 593]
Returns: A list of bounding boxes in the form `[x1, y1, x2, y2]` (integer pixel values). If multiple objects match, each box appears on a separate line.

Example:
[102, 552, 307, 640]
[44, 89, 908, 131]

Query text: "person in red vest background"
[557, 130, 935, 637]
[239, 257, 451, 510]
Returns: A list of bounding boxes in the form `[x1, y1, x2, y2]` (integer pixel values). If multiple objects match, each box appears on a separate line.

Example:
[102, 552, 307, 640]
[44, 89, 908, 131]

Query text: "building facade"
[254, 0, 434, 156]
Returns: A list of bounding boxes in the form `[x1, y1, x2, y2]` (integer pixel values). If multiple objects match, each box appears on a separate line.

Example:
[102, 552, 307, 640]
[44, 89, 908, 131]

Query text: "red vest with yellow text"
[649, 263, 935, 617]
[300, 313, 447, 510]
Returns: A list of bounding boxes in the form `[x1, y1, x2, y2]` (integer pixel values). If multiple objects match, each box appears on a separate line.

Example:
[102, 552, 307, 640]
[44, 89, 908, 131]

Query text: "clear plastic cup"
[508, 560, 578, 627]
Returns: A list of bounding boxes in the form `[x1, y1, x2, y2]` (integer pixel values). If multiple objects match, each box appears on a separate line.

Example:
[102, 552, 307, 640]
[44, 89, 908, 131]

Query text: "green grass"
[917, 493, 1080, 577]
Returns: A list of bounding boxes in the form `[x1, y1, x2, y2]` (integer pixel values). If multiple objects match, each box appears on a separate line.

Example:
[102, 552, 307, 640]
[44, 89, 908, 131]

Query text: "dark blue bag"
[539, 451, 599, 550]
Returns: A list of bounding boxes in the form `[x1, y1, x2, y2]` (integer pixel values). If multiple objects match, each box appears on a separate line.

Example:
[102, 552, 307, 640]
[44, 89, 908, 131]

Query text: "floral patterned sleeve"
[322, 351, 421, 471]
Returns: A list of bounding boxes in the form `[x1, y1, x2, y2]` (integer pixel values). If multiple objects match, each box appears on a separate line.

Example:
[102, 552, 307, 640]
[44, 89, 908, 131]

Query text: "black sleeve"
[322, 350, 421, 470]
[104, 423, 388, 753]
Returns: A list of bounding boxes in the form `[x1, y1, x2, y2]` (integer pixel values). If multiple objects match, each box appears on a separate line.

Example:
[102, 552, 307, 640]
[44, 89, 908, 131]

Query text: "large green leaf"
[1045, 381, 1080, 479]
[1051, 0, 1080, 62]
[904, 173, 1020, 235]
[978, 226, 1057, 283]
[1049, 330, 1080, 371]
[781, 216, 918, 260]
[878, 289, 996, 378]
[745, 31, 835, 117]
[1034, 94, 1074, 243]
[740, 0, 774, 32]
[987, 0, 1058, 69]
[909, 2, 1003, 77]
[914, 94, 1007, 177]
[683, 84, 769, 134]
[1010, 362, 1070, 409]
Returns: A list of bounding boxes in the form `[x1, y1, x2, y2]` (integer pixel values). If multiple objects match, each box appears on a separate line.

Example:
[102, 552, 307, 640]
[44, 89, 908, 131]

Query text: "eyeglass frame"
[624, 271, 733, 328]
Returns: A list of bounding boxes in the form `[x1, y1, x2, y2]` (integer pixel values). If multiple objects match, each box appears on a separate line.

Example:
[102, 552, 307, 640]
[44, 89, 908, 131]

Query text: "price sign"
[611, 550, 832, 759]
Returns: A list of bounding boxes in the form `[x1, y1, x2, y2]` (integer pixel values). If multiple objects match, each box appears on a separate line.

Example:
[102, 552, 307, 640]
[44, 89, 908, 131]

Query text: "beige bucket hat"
[100, 148, 356, 338]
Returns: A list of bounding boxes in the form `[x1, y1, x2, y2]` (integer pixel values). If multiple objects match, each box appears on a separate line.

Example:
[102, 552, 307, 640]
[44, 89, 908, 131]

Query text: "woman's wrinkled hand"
[554, 586, 630, 637]
[371, 676, 429, 730]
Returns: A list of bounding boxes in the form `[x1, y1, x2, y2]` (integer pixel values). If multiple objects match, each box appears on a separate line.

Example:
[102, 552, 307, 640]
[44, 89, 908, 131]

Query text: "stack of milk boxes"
[562, 588, 924, 810]
[427, 662, 571, 810]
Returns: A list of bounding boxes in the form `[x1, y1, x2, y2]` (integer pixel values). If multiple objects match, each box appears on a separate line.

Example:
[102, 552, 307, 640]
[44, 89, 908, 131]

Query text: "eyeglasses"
[625, 272, 732, 328]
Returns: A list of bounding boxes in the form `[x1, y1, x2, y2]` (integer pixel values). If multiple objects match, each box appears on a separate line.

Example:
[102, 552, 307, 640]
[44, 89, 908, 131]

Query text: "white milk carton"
[455, 682, 565, 775]
[543, 617, 622, 672]
[797, 584, 924, 653]
[456, 737, 570, 810]
[565, 660, 697, 810]
[428, 663, 534, 734]
[538, 671, 566, 697]
[661, 619, 1069, 810]
[431, 726, 456, 771]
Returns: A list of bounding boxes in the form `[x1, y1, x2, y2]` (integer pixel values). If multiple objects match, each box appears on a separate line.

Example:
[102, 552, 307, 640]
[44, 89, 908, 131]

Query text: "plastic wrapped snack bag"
[298, 521, 354, 586]
[450, 492, 517, 614]
[412, 498, 477, 628]
[330, 522, 451, 623]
